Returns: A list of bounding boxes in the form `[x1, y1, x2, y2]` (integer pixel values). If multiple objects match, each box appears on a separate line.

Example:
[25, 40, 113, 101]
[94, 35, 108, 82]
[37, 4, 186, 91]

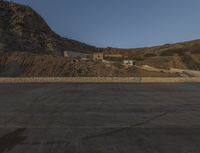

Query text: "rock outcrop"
[0, 0, 97, 55]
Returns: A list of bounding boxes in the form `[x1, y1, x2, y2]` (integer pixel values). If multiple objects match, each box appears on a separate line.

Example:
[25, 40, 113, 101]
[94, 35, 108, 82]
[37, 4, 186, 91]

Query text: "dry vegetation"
[0, 52, 180, 77]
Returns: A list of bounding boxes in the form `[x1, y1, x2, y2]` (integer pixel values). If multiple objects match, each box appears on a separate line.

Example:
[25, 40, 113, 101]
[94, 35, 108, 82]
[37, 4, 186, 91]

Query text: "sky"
[12, 0, 200, 48]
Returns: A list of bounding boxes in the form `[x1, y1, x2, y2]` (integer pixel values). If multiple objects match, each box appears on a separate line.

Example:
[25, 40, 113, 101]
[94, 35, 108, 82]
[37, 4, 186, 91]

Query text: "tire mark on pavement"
[82, 112, 168, 140]
[4, 85, 65, 126]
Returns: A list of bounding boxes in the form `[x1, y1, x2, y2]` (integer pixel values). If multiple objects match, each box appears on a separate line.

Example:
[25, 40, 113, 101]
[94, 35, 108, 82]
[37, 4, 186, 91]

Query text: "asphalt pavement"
[0, 83, 200, 153]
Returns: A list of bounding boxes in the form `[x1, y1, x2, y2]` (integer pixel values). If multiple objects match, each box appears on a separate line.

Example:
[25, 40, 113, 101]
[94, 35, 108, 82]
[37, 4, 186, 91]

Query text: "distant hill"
[102, 40, 200, 70]
[0, 0, 200, 77]
[0, 0, 97, 55]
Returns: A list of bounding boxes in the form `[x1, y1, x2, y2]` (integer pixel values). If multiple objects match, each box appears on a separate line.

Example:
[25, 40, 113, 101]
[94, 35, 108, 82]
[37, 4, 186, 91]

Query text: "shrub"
[160, 48, 187, 56]
[127, 66, 137, 73]
[144, 53, 157, 57]
[191, 50, 200, 54]
[181, 54, 200, 70]
[105, 57, 124, 61]
[113, 63, 124, 69]
[132, 56, 144, 61]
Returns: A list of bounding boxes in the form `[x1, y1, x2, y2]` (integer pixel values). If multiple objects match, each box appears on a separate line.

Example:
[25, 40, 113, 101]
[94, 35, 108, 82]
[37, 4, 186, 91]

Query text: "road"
[0, 83, 200, 153]
[137, 65, 200, 77]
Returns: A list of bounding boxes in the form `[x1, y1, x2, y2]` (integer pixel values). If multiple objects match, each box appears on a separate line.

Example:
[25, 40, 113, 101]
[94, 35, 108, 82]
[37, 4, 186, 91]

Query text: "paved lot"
[0, 83, 200, 153]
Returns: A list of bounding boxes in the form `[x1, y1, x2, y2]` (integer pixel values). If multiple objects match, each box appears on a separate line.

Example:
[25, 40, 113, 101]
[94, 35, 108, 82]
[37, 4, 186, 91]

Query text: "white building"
[123, 60, 134, 66]
[63, 51, 69, 57]
[91, 52, 104, 61]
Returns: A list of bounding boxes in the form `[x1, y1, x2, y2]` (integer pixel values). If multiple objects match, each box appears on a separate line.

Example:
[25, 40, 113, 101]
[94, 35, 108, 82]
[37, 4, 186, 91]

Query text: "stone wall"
[0, 77, 200, 83]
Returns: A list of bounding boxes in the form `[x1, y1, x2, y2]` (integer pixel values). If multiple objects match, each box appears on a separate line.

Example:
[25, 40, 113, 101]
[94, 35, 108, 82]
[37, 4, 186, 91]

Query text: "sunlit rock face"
[0, 0, 96, 55]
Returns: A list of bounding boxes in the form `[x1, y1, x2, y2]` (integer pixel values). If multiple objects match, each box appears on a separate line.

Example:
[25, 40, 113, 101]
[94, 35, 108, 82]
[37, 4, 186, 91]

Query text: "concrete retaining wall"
[0, 77, 200, 83]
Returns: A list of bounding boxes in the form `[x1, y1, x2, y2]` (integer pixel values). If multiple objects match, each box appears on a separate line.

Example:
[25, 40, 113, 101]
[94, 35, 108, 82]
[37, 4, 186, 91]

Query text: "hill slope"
[0, 0, 200, 77]
[101, 39, 200, 70]
[0, 0, 97, 55]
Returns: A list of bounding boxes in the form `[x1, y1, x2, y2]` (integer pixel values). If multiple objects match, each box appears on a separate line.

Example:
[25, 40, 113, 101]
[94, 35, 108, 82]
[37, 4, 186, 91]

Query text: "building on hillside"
[91, 52, 104, 61]
[63, 51, 69, 57]
[63, 50, 89, 59]
[123, 60, 134, 66]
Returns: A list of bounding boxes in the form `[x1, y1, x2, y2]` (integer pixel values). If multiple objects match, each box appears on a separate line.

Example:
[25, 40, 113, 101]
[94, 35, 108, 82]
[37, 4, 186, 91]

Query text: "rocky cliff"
[0, 0, 97, 55]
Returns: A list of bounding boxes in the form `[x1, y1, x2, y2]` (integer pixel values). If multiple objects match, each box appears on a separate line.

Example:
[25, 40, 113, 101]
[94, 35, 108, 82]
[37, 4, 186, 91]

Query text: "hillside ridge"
[0, 0, 97, 55]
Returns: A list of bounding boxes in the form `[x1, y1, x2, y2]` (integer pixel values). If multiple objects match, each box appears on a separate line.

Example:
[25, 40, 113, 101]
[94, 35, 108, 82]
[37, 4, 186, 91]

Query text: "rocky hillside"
[0, 51, 179, 77]
[101, 39, 200, 70]
[0, 0, 200, 77]
[0, 0, 97, 55]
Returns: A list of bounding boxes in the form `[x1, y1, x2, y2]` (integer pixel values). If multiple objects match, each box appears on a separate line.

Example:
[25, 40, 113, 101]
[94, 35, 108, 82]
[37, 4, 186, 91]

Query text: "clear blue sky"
[12, 0, 200, 48]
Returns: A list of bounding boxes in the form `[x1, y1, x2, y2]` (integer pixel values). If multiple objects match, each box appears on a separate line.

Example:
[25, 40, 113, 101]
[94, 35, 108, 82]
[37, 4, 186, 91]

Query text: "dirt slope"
[0, 52, 180, 77]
